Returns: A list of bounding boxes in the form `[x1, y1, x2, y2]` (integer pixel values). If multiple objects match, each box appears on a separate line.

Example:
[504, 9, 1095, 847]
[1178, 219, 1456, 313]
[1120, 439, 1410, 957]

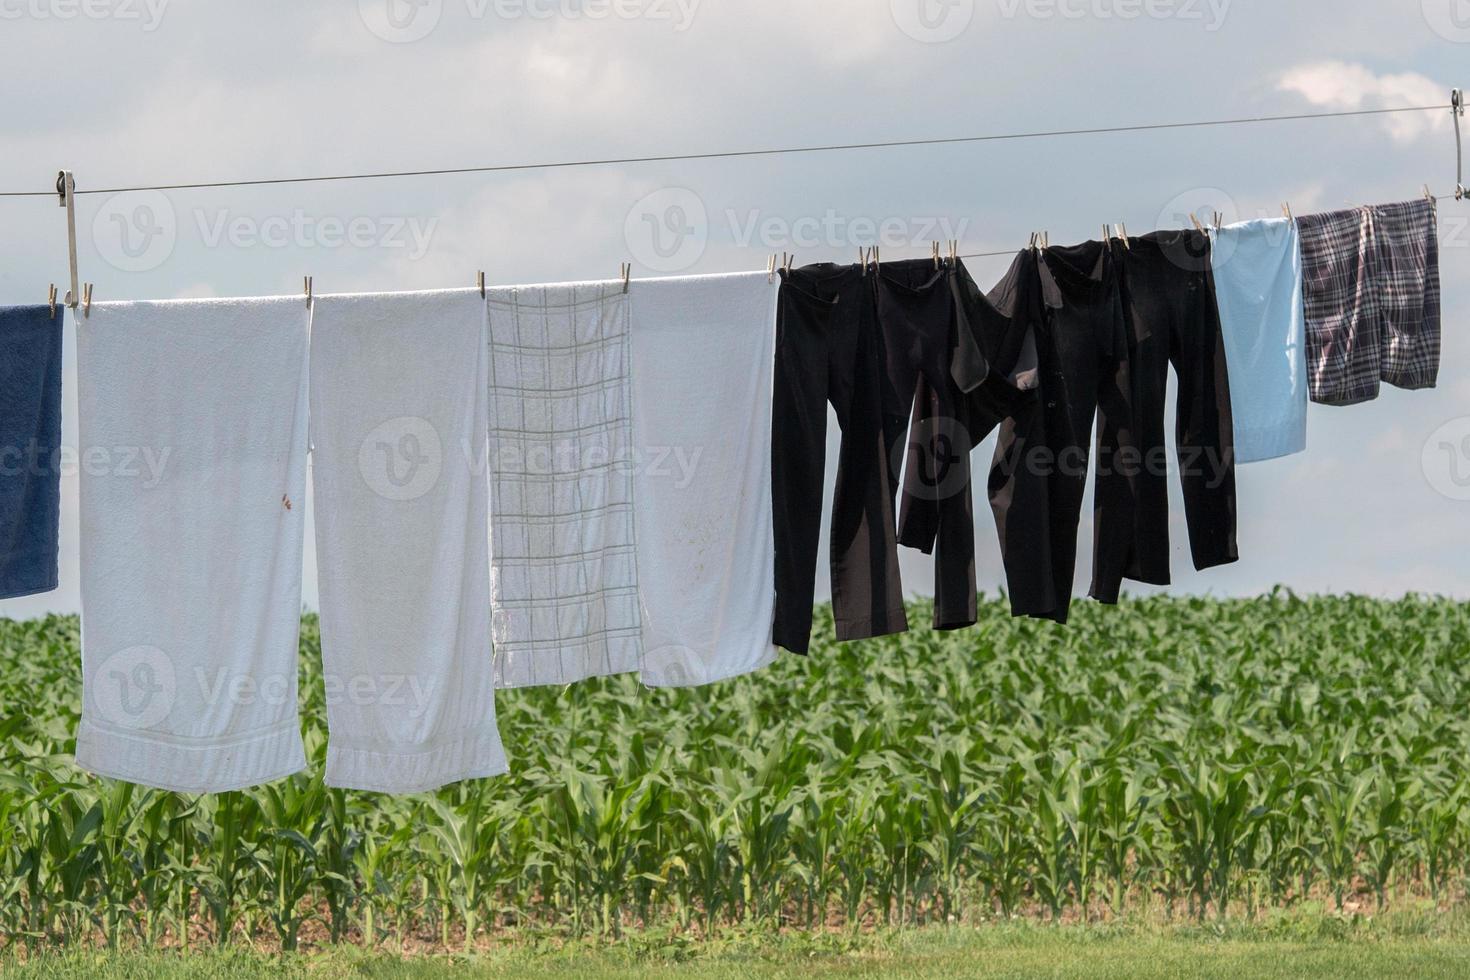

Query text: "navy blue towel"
[0, 305, 63, 599]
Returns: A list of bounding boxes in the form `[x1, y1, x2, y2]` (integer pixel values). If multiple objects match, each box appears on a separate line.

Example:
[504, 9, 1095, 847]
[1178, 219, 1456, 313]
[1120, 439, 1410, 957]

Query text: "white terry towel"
[630, 273, 780, 687]
[486, 282, 641, 688]
[309, 289, 507, 793]
[75, 297, 310, 793]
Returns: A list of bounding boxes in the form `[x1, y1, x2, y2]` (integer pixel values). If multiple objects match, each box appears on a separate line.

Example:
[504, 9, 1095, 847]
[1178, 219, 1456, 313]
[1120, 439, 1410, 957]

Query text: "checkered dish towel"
[1298, 206, 1380, 406]
[1369, 198, 1440, 392]
[1298, 200, 1441, 406]
[486, 282, 642, 689]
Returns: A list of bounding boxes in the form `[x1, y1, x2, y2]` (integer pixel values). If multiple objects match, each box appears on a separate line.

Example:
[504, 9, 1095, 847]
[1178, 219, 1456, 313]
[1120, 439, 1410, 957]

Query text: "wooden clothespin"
[1424, 185, 1436, 206]
[82, 283, 93, 318]
[1189, 214, 1205, 233]
[1102, 224, 1111, 246]
[47, 284, 57, 318]
[1282, 202, 1293, 220]
[949, 240, 958, 264]
[477, 271, 486, 298]
[782, 252, 794, 275]
[768, 254, 778, 283]
[1117, 223, 1130, 248]
[1028, 232, 1037, 251]
[303, 276, 313, 307]
[620, 262, 631, 294]
[932, 241, 941, 269]
[1212, 211, 1223, 231]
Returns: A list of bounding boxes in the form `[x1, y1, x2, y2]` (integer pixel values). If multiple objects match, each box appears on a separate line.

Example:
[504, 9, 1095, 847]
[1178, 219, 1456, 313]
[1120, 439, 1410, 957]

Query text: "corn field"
[2, 592, 1470, 953]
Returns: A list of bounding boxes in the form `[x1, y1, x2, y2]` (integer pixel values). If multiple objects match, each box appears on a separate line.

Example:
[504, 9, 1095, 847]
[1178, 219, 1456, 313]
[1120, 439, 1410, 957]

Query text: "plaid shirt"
[1369, 199, 1440, 391]
[1298, 200, 1442, 405]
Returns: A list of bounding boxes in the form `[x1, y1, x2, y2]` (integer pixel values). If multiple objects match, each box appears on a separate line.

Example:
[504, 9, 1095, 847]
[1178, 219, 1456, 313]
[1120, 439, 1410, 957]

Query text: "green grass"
[3, 593, 1470, 956]
[12, 913, 1470, 978]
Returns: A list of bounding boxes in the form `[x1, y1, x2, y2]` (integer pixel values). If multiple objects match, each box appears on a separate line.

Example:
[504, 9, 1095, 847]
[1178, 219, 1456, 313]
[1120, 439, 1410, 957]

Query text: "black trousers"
[991, 241, 1137, 623]
[963, 250, 1057, 619]
[878, 259, 977, 631]
[1114, 230, 1238, 584]
[771, 264, 907, 654]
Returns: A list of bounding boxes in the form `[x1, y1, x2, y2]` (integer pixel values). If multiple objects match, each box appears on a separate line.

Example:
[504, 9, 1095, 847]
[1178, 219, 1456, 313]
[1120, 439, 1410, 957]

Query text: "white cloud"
[1277, 61, 1450, 144]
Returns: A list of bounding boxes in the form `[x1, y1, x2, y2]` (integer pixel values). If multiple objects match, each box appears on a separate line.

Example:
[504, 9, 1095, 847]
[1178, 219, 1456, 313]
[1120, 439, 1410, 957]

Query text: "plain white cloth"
[75, 297, 310, 792]
[1211, 217, 1309, 463]
[310, 289, 507, 793]
[630, 273, 780, 687]
[486, 282, 643, 689]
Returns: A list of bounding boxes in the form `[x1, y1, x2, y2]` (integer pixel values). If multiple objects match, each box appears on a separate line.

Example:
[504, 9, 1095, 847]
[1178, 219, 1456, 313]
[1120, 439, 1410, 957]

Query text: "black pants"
[877, 259, 977, 631]
[771, 264, 907, 654]
[962, 250, 1057, 619]
[1114, 230, 1238, 584]
[991, 241, 1137, 623]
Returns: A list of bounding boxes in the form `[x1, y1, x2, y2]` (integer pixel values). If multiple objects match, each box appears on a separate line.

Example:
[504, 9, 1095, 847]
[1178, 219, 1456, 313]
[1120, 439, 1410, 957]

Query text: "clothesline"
[0, 102, 1458, 199]
[16, 91, 1468, 314]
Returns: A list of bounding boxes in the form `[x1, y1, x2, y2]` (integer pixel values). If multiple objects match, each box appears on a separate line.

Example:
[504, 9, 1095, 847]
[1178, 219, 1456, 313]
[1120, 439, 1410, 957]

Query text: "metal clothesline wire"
[0, 103, 1455, 199]
[22, 93, 1467, 312]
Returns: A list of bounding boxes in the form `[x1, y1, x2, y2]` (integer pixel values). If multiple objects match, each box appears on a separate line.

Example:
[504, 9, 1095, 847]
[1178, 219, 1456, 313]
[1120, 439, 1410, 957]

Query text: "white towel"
[630, 273, 780, 687]
[309, 289, 507, 793]
[75, 297, 310, 792]
[486, 282, 641, 688]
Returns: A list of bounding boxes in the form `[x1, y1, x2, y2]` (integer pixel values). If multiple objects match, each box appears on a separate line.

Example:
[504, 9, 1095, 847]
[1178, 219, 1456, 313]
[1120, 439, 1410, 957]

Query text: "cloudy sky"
[1, 0, 1467, 618]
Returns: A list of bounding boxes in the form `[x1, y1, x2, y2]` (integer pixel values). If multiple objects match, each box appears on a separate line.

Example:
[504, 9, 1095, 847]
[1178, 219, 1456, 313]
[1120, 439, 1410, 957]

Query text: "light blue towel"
[1210, 218, 1308, 464]
[0, 305, 63, 599]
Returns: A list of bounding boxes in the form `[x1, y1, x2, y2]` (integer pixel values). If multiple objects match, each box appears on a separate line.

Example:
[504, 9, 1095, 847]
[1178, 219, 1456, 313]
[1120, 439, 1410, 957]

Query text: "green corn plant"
[872, 780, 924, 927]
[91, 780, 144, 947]
[1096, 764, 1150, 914]
[132, 792, 194, 947]
[315, 787, 360, 943]
[1361, 767, 1417, 910]
[726, 740, 804, 926]
[915, 747, 983, 924]
[1311, 771, 1374, 912]
[40, 782, 102, 945]
[353, 820, 412, 948]
[255, 778, 324, 951]
[1156, 752, 1258, 921]
[975, 758, 1033, 919]
[789, 780, 841, 928]
[671, 788, 734, 931]
[423, 784, 515, 951]
[1029, 780, 1075, 923]
[1419, 782, 1464, 902]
